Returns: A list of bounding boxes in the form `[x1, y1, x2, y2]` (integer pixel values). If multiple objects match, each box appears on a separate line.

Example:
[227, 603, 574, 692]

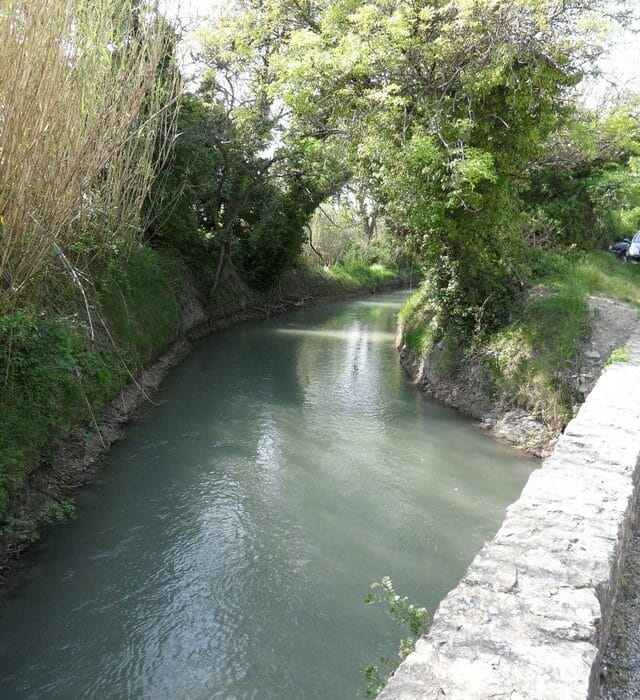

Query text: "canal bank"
[380, 326, 640, 699]
[396, 295, 640, 460]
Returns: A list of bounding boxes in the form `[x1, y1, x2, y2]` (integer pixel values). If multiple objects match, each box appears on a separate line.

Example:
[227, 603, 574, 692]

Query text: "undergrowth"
[0, 246, 181, 528]
[328, 261, 397, 289]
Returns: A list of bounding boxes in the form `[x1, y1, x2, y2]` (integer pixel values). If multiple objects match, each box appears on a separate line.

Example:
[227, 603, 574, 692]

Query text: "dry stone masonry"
[380, 329, 640, 700]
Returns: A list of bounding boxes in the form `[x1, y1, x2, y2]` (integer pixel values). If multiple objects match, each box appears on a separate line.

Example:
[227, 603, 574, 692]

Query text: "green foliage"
[267, 0, 584, 333]
[232, 185, 315, 288]
[150, 92, 323, 289]
[188, 0, 627, 317]
[303, 194, 407, 270]
[95, 246, 180, 367]
[606, 347, 631, 368]
[327, 261, 397, 289]
[363, 577, 429, 697]
[1, 499, 76, 545]
[525, 159, 640, 249]
[524, 103, 640, 248]
[148, 96, 225, 265]
[0, 244, 181, 527]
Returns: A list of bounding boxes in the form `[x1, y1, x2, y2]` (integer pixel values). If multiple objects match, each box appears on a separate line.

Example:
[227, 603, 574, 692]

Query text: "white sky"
[582, 13, 640, 106]
[159, 0, 223, 27]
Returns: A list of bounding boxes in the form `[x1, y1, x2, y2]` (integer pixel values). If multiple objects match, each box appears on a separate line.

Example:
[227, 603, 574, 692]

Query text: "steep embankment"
[384, 261, 640, 700]
[397, 295, 640, 457]
[381, 327, 640, 700]
[0, 253, 397, 577]
[396, 253, 640, 457]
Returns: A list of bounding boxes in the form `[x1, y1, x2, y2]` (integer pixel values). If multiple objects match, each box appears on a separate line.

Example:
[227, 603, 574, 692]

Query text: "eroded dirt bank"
[396, 294, 640, 458]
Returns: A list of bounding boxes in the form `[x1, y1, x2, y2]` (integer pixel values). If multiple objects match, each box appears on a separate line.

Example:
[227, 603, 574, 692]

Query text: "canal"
[0, 290, 535, 698]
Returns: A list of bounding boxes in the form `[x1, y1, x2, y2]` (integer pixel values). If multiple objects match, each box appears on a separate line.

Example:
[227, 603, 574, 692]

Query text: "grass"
[486, 250, 640, 424]
[96, 246, 181, 367]
[532, 249, 640, 306]
[486, 294, 589, 425]
[327, 260, 398, 288]
[397, 286, 437, 354]
[606, 347, 631, 368]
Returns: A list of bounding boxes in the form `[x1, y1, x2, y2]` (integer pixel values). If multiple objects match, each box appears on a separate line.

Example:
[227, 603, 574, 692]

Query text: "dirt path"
[574, 296, 640, 398]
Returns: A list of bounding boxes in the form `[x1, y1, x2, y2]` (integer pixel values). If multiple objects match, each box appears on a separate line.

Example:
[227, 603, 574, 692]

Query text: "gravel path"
[576, 296, 640, 398]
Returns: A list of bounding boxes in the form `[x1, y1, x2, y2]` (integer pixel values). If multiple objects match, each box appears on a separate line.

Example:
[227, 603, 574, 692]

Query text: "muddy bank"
[0, 264, 400, 581]
[395, 295, 640, 458]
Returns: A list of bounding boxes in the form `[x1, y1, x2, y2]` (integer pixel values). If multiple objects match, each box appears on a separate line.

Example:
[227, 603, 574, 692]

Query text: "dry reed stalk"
[0, 0, 180, 310]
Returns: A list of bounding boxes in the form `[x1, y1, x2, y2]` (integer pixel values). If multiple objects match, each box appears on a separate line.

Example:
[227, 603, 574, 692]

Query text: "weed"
[328, 261, 397, 289]
[1, 499, 76, 545]
[362, 577, 429, 696]
[606, 347, 631, 368]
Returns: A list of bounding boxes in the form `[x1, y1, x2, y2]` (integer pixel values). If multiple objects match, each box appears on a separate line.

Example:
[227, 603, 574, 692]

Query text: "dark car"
[608, 237, 631, 258]
[626, 231, 640, 262]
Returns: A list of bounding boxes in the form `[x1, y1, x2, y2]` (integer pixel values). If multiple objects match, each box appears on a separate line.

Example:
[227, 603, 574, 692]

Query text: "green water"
[0, 291, 535, 699]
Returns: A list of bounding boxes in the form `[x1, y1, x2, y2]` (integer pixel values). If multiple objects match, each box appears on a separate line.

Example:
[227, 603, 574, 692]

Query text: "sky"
[160, 0, 640, 107]
[160, 0, 222, 27]
[584, 13, 640, 106]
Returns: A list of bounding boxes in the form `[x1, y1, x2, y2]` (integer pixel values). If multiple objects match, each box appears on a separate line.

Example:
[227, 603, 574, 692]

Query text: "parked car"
[608, 237, 631, 258]
[626, 231, 640, 262]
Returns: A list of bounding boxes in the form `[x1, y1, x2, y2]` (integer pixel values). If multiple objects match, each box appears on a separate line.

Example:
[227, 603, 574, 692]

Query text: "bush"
[233, 186, 313, 288]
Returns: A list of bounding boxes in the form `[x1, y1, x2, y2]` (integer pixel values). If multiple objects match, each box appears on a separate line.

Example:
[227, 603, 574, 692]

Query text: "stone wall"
[379, 330, 640, 699]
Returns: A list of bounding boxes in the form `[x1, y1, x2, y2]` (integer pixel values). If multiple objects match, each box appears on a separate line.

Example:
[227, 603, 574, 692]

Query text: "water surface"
[0, 290, 536, 698]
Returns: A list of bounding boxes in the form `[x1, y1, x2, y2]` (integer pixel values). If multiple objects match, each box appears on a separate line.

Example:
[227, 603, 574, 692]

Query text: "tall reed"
[0, 0, 180, 309]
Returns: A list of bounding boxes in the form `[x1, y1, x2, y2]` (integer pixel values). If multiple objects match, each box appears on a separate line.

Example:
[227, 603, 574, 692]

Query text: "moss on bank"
[0, 252, 398, 555]
[398, 251, 640, 439]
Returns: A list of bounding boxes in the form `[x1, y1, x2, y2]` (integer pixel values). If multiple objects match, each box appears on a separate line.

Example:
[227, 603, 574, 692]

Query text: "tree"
[270, 0, 589, 332]
[179, 0, 635, 306]
[524, 100, 640, 248]
[150, 0, 347, 288]
[149, 88, 327, 288]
